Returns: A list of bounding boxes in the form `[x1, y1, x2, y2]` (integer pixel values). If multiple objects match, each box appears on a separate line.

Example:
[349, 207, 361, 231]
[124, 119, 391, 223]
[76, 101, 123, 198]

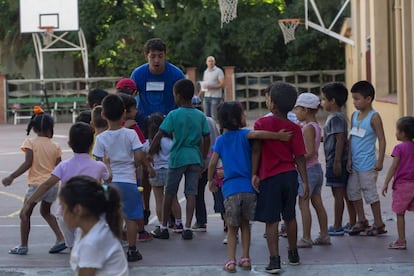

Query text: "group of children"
[1, 78, 414, 275]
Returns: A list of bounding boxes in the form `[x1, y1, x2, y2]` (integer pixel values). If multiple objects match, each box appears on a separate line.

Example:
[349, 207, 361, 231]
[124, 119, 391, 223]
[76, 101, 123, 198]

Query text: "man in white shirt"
[199, 56, 225, 120]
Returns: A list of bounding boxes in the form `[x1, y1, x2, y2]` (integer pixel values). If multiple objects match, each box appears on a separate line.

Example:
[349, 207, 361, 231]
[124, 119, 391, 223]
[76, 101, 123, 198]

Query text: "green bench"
[7, 95, 87, 124]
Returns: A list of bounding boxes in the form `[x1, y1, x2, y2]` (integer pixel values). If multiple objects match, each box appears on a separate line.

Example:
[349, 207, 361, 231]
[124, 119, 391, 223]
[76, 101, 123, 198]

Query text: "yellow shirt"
[21, 136, 62, 185]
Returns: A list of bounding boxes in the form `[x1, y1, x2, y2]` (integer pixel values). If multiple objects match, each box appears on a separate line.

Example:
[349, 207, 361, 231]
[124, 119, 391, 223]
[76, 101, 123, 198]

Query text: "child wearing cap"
[116, 78, 139, 96]
[293, 93, 330, 248]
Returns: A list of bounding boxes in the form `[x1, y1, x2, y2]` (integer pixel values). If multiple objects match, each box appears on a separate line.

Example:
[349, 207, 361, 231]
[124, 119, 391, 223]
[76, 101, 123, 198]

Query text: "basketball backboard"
[20, 0, 79, 33]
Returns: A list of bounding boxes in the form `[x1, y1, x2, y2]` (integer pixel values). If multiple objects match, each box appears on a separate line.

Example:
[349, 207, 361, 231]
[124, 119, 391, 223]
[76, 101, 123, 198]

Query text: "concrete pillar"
[223, 66, 235, 101]
[186, 67, 197, 86]
[0, 73, 6, 124]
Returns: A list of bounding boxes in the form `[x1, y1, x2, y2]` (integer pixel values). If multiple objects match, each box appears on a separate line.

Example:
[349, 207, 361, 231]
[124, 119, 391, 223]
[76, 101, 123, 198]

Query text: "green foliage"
[0, 0, 346, 76]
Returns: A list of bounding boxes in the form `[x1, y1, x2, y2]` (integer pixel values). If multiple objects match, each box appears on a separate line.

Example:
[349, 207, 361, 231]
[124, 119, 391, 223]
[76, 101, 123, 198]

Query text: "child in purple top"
[382, 116, 414, 249]
[21, 122, 111, 249]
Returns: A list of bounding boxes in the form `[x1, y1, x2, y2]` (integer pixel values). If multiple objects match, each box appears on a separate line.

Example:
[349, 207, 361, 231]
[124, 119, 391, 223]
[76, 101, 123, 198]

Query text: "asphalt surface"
[0, 122, 413, 275]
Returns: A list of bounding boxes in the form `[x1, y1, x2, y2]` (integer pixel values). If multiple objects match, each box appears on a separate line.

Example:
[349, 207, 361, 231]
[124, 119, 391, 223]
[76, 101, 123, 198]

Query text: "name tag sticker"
[350, 126, 366, 138]
[146, 82, 165, 91]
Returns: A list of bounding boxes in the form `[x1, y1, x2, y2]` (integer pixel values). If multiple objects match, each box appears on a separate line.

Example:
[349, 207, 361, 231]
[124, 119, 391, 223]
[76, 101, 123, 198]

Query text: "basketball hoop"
[278, 19, 302, 44]
[218, 0, 238, 28]
[39, 26, 54, 46]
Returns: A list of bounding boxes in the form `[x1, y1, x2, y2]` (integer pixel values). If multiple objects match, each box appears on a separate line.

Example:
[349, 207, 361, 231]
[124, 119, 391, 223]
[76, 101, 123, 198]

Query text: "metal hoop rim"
[278, 18, 303, 24]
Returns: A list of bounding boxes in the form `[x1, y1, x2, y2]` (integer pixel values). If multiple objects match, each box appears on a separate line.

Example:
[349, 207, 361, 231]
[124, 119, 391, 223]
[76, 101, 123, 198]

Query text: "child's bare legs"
[285, 218, 298, 250]
[239, 218, 251, 259]
[171, 195, 182, 221]
[184, 194, 195, 228]
[310, 194, 329, 238]
[19, 200, 36, 247]
[152, 186, 164, 222]
[396, 214, 405, 241]
[227, 224, 238, 262]
[331, 187, 345, 228]
[371, 200, 384, 226]
[39, 201, 64, 243]
[161, 193, 174, 226]
[352, 199, 367, 222]
[265, 222, 279, 256]
[299, 197, 311, 241]
[345, 196, 357, 226]
[126, 219, 139, 246]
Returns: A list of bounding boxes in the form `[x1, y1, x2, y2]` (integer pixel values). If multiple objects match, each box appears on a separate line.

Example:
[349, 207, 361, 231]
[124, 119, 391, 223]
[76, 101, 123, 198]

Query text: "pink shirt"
[392, 141, 414, 186]
[21, 136, 61, 185]
[302, 122, 321, 168]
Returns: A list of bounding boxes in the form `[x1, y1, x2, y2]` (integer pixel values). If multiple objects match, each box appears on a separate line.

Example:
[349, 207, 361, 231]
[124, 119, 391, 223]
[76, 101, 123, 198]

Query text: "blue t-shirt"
[160, 107, 210, 168]
[130, 62, 185, 127]
[213, 129, 255, 199]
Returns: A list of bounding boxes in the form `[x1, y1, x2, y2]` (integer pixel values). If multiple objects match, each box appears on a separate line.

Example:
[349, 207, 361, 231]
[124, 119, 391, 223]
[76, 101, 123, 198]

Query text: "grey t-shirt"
[323, 112, 348, 167]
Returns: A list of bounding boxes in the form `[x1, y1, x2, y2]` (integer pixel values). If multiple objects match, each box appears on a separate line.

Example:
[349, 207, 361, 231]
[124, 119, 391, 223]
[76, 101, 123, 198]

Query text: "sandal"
[9, 245, 28, 255]
[363, 223, 387, 236]
[49, 241, 67, 254]
[238, 257, 252, 270]
[223, 259, 237, 273]
[388, 240, 406, 250]
[348, 220, 370, 236]
[297, 238, 313, 248]
[313, 235, 331, 246]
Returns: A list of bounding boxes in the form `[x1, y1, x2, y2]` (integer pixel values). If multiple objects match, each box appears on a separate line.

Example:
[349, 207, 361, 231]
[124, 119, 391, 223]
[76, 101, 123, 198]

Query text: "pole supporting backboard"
[305, 0, 354, 45]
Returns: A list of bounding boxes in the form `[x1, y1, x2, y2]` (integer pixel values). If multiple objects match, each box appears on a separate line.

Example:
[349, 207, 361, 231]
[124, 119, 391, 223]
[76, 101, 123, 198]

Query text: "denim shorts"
[165, 164, 201, 196]
[26, 185, 58, 203]
[112, 182, 144, 220]
[224, 192, 256, 227]
[255, 170, 298, 223]
[298, 163, 323, 197]
[325, 164, 348, 188]
[149, 168, 168, 187]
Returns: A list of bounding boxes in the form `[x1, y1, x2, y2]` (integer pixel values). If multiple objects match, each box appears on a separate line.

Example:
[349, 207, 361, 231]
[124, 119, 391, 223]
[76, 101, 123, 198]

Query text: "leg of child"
[194, 170, 207, 226]
[152, 186, 164, 223]
[56, 216, 75, 248]
[345, 195, 357, 226]
[396, 213, 406, 241]
[126, 219, 139, 246]
[285, 218, 298, 250]
[352, 199, 367, 222]
[227, 224, 238, 262]
[171, 195, 182, 223]
[162, 194, 174, 227]
[299, 196, 312, 242]
[310, 194, 329, 238]
[371, 200, 384, 226]
[20, 200, 36, 247]
[239, 218, 251, 264]
[142, 169, 152, 224]
[40, 201, 64, 243]
[331, 187, 345, 228]
[265, 222, 279, 256]
[185, 194, 196, 228]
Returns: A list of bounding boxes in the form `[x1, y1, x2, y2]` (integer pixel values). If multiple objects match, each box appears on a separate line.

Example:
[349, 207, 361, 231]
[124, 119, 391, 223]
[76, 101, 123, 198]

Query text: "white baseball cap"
[295, 93, 320, 109]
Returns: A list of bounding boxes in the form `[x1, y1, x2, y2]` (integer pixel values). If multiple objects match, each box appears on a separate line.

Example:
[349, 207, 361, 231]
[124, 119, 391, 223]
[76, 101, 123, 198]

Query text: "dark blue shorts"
[325, 165, 348, 188]
[255, 170, 298, 223]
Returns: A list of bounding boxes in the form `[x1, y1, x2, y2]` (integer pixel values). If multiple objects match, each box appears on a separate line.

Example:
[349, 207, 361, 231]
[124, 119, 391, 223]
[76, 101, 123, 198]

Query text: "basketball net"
[39, 26, 54, 46]
[278, 19, 301, 44]
[218, 0, 238, 28]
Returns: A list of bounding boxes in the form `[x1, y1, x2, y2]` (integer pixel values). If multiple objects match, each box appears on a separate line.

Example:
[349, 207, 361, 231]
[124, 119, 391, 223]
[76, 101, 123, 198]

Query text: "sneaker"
[388, 240, 407, 250]
[191, 223, 207, 232]
[328, 225, 345, 236]
[143, 209, 151, 226]
[182, 229, 193, 240]
[343, 223, 353, 234]
[151, 226, 169, 239]
[265, 255, 281, 274]
[172, 223, 184, 233]
[127, 249, 143, 262]
[288, 248, 300, 265]
[138, 231, 153, 242]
